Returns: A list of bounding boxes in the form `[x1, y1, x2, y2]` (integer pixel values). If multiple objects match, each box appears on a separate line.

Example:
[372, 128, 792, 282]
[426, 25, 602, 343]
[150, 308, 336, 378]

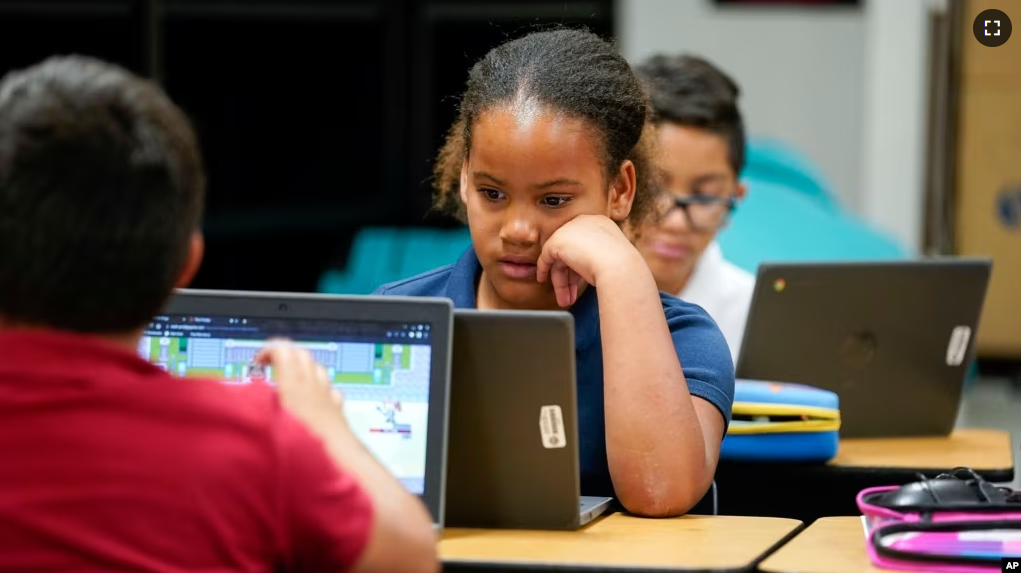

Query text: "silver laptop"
[145, 289, 454, 530]
[445, 309, 613, 530]
[736, 259, 992, 438]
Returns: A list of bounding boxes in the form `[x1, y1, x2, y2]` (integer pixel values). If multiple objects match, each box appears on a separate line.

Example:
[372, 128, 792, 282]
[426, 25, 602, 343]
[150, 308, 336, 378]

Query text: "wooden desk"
[759, 517, 879, 573]
[831, 428, 1014, 473]
[440, 513, 803, 572]
[714, 428, 1015, 522]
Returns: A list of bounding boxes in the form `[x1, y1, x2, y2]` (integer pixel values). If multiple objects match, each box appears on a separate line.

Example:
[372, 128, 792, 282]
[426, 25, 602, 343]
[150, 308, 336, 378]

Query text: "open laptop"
[143, 289, 454, 530]
[736, 259, 992, 438]
[445, 309, 613, 530]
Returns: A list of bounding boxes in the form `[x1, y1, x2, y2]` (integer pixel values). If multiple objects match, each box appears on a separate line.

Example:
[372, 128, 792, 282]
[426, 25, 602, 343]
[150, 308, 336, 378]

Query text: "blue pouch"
[721, 379, 841, 463]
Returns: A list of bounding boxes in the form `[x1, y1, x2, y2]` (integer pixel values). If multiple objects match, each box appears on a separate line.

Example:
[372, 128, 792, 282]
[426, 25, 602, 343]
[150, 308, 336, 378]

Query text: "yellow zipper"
[728, 401, 841, 435]
[727, 419, 841, 434]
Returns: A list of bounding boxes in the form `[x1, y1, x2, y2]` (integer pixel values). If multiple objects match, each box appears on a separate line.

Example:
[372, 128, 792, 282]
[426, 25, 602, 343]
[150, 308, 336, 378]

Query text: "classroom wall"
[859, 0, 937, 255]
[617, 0, 938, 253]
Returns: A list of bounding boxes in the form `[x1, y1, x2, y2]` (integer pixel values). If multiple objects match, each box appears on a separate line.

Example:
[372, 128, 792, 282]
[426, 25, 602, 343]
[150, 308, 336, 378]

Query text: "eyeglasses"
[664, 194, 738, 232]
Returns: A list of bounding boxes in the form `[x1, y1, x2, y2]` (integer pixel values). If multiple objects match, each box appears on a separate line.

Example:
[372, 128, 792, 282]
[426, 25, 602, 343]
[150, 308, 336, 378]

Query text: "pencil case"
[720, 379, 840, 463]
[857, 468, 1021, 573]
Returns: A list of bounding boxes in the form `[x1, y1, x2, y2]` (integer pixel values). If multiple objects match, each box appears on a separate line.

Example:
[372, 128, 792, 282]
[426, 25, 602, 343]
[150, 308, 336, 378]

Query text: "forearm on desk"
[596, 264, 715, 517]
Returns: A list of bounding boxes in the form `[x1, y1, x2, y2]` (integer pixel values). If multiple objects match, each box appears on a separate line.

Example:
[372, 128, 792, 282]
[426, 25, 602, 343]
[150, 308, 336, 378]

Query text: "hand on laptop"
[254, 339, 439, 573]
[253, 340, 348, 434]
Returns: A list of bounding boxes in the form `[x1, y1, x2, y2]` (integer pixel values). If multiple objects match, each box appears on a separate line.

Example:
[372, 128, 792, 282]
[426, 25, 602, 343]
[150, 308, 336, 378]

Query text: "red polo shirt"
[0, 330, 373, 572]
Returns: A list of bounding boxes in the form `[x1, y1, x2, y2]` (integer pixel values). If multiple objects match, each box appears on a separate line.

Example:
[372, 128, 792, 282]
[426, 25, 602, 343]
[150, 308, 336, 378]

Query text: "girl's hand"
[536, 214, 644, 307]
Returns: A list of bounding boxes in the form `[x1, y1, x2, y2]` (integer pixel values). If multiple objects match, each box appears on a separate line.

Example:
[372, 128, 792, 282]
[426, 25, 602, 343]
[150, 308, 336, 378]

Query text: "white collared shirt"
[678, 241, 756, 362]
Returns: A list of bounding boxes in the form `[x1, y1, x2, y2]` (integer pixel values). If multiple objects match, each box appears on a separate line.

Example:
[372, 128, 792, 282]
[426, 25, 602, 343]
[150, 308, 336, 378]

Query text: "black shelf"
[0, 0, 614, 292]
[0, 1, 144, 76]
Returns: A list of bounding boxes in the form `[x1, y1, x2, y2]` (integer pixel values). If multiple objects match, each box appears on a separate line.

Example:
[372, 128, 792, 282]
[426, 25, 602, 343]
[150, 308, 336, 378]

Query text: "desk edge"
[440, 519, 806, 573]
[747, 520, 807, 573]
[442, 555, 757, 572]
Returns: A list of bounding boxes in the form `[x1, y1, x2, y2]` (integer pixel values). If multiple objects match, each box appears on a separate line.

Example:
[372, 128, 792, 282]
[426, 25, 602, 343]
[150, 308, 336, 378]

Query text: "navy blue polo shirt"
[374, 246, 735, 499]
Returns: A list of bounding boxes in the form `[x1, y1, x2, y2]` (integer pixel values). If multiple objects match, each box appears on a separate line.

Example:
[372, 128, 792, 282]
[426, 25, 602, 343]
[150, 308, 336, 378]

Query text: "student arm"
[318, 417, 439, 573]
[596, 258, 733, 517]
[266, 344, 439, 573]
[280, 413, 439, 573]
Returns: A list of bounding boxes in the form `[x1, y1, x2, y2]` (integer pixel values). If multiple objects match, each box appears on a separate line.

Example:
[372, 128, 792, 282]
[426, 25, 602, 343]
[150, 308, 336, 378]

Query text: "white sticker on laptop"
[946, 326, 972, 366]
[539, 405, 567, 449]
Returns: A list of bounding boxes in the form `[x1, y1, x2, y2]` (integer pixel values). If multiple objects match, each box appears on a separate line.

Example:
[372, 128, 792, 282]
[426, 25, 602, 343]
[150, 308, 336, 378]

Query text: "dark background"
[0, 0, 613, 293]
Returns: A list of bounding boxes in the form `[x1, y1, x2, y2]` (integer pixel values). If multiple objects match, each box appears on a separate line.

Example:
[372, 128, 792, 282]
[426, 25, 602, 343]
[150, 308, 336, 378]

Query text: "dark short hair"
[433, 28, 661, 227]
[634, 54, 746, 176]
[0, 55, 205, 333]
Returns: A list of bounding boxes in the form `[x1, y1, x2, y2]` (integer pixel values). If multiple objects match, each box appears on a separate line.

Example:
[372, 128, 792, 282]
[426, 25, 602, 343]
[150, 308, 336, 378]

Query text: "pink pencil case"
[857, 468, 1021, 573]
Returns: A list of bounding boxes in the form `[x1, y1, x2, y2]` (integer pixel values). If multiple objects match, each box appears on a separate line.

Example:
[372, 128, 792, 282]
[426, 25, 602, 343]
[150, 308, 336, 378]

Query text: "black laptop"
[736, 259, 992, 438]
[444, 309, 613, 530]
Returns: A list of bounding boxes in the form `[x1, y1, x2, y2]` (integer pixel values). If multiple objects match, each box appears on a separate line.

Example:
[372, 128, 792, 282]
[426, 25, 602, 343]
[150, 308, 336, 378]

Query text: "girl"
[375, 28, 734, 517]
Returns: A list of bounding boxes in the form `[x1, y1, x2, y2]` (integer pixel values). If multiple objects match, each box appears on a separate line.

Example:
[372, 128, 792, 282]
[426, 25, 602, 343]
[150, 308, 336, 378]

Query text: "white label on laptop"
[539, 405, 567, 449]
[946, 326, 971, 366]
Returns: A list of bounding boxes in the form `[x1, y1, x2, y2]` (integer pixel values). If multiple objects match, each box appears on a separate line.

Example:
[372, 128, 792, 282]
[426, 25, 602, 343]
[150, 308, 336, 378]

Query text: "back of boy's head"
[434, 27, 661, 227]
[0, 55, 205, 334]
[634, 54, 746, 176]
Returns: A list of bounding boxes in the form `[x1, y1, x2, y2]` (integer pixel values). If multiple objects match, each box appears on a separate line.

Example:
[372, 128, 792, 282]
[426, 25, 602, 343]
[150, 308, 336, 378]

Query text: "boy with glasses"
[630, 54, 754, 361]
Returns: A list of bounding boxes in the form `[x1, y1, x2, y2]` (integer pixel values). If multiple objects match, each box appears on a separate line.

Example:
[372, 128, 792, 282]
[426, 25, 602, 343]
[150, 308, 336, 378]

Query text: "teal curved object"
[743, 137, 842, 214]
[718, 179, 910, 275]
[318, 226, 471, 295]
[720, 138, 911, 274]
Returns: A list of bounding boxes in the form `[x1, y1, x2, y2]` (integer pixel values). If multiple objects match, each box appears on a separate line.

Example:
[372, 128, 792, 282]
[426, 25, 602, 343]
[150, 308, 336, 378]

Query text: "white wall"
[859, 0, 934, 253]
[617, 0, 935, 253]
[618, 0, 866, 212]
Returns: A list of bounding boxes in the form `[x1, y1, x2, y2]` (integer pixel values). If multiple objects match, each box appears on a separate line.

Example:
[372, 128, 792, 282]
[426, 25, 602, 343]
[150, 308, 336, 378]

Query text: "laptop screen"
[139, 313, 433, 495]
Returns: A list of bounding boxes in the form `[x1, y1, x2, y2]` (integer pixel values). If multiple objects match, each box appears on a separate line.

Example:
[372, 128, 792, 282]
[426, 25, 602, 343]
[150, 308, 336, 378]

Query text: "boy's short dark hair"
[634, 54, 746, 176]
[0, 55, 205, 334]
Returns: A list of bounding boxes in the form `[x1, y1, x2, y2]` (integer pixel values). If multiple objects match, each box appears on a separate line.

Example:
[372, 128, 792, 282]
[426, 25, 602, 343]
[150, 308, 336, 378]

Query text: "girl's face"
[460, 106, 634, 310]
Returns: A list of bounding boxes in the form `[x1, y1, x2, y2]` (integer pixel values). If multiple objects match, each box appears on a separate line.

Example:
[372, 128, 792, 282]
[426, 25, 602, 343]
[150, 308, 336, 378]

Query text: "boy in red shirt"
[0, 56, 438, 573]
